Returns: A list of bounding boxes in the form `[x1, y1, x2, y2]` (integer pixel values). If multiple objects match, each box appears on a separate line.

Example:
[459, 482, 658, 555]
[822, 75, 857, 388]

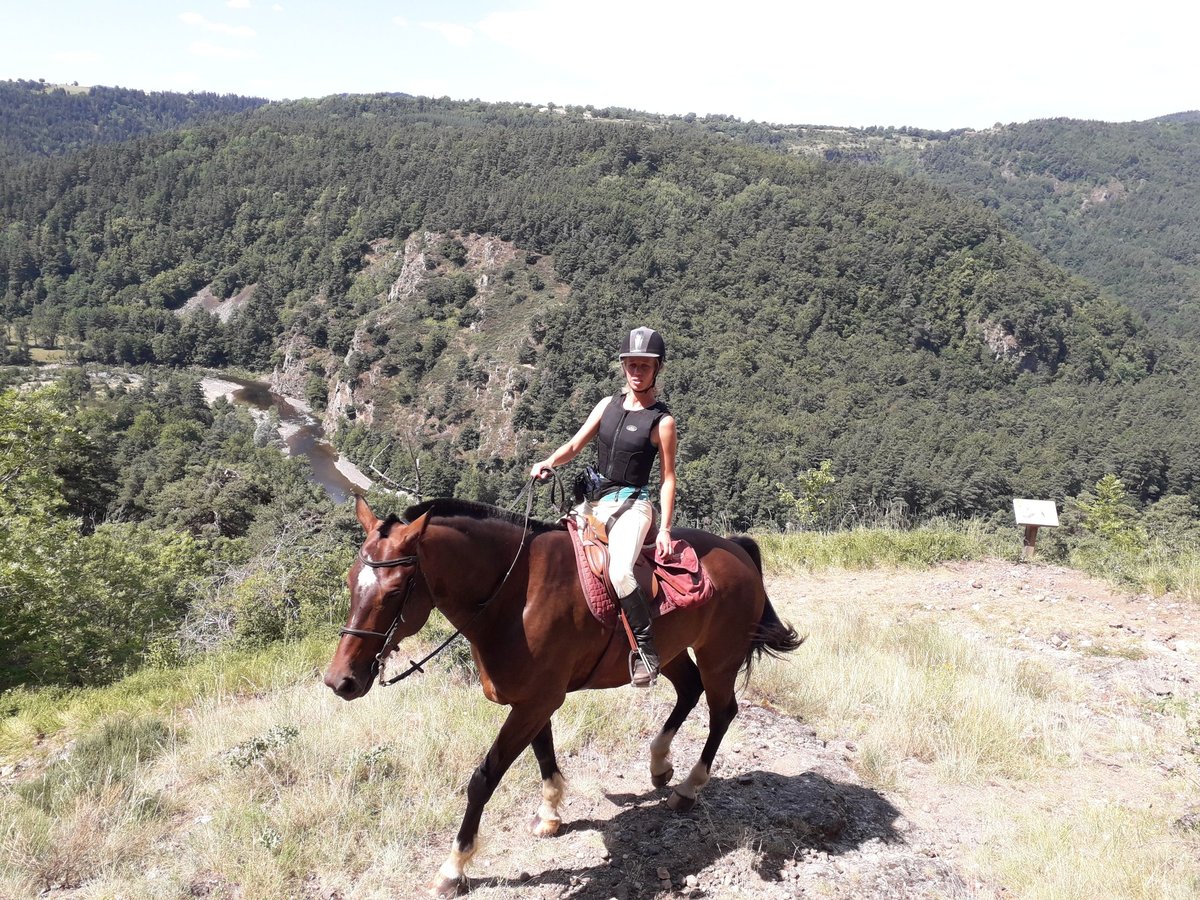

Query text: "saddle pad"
[565, 519, 715, 628]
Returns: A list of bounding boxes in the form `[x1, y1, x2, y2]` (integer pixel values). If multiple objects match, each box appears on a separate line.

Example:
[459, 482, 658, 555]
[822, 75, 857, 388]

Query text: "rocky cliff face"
[272, 229, 563, 462]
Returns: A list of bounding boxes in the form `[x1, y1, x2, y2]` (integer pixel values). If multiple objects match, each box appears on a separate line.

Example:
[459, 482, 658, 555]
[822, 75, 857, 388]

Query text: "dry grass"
[5, 534, 1200, 897]
[750, 595, 1089, 787]
[753, 559, 1200, 898]
[980, 801, 1200, 899]
[0, 631, 659, 899]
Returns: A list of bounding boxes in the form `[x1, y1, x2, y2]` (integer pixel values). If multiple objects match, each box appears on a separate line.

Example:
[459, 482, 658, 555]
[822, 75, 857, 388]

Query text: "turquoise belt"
[598, 486, 650, 502]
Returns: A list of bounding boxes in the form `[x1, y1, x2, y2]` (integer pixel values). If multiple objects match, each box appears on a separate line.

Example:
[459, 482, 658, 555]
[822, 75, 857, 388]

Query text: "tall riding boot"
[618, 586, 660, 687]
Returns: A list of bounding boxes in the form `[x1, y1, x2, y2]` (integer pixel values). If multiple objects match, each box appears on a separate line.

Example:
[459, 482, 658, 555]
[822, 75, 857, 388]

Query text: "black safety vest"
[595, 393, 670, 491]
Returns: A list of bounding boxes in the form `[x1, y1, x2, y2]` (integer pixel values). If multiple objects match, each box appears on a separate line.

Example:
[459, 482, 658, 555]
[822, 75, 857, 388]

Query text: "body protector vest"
[595, 393, 670, 492]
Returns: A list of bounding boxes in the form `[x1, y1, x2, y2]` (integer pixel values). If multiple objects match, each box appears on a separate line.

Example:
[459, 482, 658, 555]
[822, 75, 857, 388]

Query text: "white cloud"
[422, 21, 474, 47]
[459, 0, 1200, 128]
[272, 3, 283, 11]
[179, 11, 256, 38]
[189, 41, 255, 60]
[392, 15, 408, 27]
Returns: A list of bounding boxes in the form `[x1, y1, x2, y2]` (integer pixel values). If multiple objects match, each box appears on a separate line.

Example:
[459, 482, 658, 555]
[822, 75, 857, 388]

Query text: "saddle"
[565, 513, 715, 629]
[579, 514, 658, 602]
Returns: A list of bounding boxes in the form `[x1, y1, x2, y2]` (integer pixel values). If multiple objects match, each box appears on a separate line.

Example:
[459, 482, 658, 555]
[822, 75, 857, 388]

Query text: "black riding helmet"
[619, 326, 667, 361]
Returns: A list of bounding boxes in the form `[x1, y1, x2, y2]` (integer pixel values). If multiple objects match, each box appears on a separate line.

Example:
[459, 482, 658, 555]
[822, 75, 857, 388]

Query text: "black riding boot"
[618, 586, 660, 687]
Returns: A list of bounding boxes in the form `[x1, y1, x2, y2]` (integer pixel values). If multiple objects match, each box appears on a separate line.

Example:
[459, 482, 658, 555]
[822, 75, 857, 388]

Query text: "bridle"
[338, 547, 458, 686]
[338, 478, 548, 687]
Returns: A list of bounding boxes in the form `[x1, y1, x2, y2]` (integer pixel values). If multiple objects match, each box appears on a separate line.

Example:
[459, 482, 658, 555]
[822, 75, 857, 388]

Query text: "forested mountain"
[2, 92, 1198, 533]
[0, 79, 267, 162]
[894, 118, 1200, 338]
[692, 113, 1200, 339]
[0, 372, 352, 688]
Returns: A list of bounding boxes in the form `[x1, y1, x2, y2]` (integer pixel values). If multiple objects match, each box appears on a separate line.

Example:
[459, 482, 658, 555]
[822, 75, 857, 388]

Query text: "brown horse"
[325, 495, 802, 896]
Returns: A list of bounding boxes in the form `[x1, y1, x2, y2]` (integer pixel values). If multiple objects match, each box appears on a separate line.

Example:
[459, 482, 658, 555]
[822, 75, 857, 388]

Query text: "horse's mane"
[402, 497, 564, 534]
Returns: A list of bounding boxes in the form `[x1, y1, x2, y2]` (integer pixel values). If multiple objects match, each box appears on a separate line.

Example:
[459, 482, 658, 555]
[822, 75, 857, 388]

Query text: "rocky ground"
[385, 560, 1200, 900]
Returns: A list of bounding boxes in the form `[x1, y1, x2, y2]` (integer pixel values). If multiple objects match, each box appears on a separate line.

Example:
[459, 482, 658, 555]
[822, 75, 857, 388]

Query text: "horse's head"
[324, 495, 433, 700]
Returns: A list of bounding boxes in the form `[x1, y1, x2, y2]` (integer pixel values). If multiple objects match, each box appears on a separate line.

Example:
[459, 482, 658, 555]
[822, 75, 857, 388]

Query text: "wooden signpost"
[1012, 499, 1059, 560]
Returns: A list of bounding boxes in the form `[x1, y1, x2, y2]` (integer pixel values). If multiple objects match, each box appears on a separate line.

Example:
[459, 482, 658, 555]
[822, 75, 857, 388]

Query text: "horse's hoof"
[667, 790, 696, 812]
[429, 874, 468, 898]
[651, 767, 674, 789]
[530, 814, 561, 837]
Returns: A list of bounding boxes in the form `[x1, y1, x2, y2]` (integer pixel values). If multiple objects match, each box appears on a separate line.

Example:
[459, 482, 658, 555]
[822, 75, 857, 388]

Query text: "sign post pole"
[1013, 499, 1059, 562]
[1023, 524, 1039, 560]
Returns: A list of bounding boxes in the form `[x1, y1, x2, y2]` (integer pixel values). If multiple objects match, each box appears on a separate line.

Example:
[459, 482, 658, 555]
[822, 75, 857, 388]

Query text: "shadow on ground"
[472, 768, 902, 898]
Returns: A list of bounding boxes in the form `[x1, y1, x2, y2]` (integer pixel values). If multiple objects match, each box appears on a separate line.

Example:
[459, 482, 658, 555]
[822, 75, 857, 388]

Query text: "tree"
[777, 460, 836, 529]
[1075, 474, 1145, 553]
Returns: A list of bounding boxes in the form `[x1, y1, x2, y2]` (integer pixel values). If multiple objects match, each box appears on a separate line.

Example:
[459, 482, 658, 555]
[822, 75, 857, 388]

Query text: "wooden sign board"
[1013, 499, 1059, 528]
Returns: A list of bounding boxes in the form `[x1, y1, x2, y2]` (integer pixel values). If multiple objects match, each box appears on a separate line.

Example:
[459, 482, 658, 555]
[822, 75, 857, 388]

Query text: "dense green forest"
[0, 371, 352, 690]
[2, 93, 1191, 514]
[897, 118, 1200, 338]
[3, 87, 1200, 688]
[0, 79, 266, 163]
[685, 112, 1200, 338]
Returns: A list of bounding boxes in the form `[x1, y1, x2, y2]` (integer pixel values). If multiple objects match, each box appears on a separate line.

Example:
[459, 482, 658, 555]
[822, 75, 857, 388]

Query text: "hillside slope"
[0, 79, 267, 162]
[905, 118, 1200, 338]
[1, 94, 1198, 525]
[3, 559, 1197, 898]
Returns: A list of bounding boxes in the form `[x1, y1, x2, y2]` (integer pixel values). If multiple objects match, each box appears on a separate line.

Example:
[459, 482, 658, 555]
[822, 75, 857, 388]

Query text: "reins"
[341, 476, 551, 686]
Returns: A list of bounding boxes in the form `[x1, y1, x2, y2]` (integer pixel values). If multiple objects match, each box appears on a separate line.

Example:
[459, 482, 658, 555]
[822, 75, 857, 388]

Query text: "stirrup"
[628, 649, 658, 688]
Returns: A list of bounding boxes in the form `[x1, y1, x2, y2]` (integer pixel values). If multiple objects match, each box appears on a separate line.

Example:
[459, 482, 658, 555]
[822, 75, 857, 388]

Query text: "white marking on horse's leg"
[650, 729, 676, 779]
[673, 761, 711, 801]
[533, 772, 566, 836]
[436, 840, 477, 883]
[355, 564, 378, 594]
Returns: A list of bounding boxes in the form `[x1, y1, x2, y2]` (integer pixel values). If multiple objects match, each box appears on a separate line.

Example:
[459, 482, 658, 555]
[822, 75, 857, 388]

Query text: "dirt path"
[393, 561, 1200, 899]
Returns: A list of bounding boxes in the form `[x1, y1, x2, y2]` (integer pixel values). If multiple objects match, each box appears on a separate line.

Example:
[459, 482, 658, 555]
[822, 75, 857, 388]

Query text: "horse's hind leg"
[668, 664, 739, 813]
[650, 652, 704, 788]
[529, 720, 566, 837]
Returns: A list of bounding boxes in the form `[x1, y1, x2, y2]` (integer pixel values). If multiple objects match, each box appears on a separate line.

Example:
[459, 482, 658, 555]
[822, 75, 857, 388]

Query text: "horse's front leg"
[529, 720, 566, 836]
[433, 698, 563, 898]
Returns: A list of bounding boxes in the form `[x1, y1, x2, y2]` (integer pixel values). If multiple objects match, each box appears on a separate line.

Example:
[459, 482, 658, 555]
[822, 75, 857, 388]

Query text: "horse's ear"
[354, 493, 380, 534]
[404, 510, 432, 541]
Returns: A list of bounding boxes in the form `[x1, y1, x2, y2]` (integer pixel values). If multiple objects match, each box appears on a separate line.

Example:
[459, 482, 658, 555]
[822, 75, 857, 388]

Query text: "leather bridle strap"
[343, 479, 542, 686]
[338, 550, 423, 685]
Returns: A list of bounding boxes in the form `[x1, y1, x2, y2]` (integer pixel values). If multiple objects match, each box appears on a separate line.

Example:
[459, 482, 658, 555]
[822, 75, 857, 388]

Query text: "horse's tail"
[730, 536, 805, 679]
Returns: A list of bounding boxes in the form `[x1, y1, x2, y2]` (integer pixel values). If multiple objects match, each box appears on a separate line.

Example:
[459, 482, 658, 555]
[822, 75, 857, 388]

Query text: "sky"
[4, 0, 1198, 131]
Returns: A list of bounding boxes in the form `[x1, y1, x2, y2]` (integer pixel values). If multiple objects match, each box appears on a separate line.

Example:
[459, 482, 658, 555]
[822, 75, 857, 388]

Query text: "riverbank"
[199, 374, 372, 500]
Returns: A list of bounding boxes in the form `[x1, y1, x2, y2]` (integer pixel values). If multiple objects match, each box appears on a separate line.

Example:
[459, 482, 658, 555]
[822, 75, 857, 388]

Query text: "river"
[200, 375, 372, 504]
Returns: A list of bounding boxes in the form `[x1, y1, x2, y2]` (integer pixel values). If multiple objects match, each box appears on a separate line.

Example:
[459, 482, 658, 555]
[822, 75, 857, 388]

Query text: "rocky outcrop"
[178, 284, 256, 322]
[979, 320, 1037, 371]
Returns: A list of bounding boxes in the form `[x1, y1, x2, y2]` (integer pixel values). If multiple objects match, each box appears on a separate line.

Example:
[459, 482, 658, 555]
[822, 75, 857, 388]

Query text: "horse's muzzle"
[324, 669, 368, 700]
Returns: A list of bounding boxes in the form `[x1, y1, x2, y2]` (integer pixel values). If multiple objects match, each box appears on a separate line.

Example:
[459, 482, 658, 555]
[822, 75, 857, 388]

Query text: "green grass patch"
[16, 716, 171, 813]
[1082, 643, 1148, 660]
[755, 520, 1005, 573]
[1071, 543, 1200, 602]
[0, 630, 338, 760]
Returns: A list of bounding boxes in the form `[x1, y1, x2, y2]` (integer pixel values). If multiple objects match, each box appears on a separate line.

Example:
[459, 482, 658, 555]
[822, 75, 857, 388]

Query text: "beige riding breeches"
[590, 496, 655, 598]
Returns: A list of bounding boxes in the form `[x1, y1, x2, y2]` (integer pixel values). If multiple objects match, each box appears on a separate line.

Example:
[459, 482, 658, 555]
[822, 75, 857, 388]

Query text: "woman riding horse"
[530, 325, 675, 687]
[325, 326, 803, 894]
[326, 490, 802, 896]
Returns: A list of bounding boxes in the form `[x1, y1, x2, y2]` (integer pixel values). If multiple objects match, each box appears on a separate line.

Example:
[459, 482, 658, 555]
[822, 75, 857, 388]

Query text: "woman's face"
[622, 357, 659, 393]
